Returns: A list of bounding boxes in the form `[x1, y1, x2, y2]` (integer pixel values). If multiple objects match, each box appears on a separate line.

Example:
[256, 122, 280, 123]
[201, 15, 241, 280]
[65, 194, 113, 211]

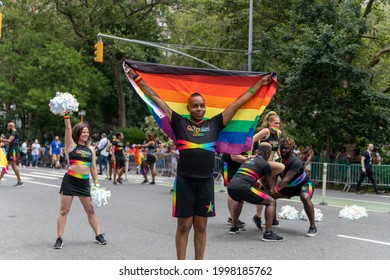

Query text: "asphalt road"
[0, 167, 389, 260]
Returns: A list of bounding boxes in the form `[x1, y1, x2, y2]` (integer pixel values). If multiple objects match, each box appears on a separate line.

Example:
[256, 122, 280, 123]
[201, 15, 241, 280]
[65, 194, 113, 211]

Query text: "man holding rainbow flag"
[124, 60, 277, 260]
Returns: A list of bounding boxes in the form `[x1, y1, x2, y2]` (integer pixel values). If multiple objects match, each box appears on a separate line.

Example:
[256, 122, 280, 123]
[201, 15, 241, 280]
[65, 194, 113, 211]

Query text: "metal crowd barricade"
[311, 162, 390, 192]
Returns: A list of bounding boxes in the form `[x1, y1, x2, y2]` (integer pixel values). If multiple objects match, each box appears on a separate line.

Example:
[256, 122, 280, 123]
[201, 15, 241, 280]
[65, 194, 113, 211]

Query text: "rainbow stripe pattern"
[124, 60, 278, 154]
[223, 162, 229, 186]
[172, 178, 177, 217]
[250, 187, 267, 199]
[66, 169, 90, 179]
[236, 167, 259, 182]
[69, 159, 91, 167]
[288, 172, 308, 187]
[176, 139, 216, 152]
[301, 181, 314, 198]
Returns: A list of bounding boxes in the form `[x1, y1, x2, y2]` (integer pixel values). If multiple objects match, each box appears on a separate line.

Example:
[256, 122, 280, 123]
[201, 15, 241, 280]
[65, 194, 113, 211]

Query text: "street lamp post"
[78, 110, 86, 123]
[247, 0, 253, 72]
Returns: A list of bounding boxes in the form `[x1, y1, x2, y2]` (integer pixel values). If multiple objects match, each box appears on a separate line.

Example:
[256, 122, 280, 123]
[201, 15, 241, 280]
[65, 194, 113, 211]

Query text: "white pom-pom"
[300, 208, 323, 222]
[339, 205, 368, 220]
[278, 205, 299, 220]
[90, 184, 111, 208]
[49, 91, 79, 116]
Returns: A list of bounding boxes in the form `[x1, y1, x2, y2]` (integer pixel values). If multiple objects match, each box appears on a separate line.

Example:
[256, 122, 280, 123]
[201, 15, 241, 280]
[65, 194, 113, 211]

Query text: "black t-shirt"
[112, 140, 124, 156]
[361, 150, 372, 168]
[170, 111, 224, 178]
[8, 130, 19, 147]
[229, 156, 272, 189]
[277, 154, 309, 187]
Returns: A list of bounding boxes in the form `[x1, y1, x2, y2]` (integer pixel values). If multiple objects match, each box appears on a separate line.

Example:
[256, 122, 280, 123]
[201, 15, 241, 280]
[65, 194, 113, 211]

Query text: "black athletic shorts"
[6, 146, 19, 162]
[115, 155, 125, 169]
[172, 174, 215, 218]
[228, 180, 267, 205]
[146, 154, 156, 164]
[279, 181, 314, 199]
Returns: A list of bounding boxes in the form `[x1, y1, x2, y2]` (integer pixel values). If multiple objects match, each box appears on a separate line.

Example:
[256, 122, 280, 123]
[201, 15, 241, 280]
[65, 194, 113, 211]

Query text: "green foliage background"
[0, 0, 389, 155]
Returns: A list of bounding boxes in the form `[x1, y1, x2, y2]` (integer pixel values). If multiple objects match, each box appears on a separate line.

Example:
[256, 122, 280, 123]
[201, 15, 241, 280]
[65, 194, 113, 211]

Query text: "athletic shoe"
[149, 181, 156, 185]
[355, 191, 363, 195]
[251, 215, 263, 231]
[96, 234, 107, 245]
[229, 226, 240, 235]
[54, 238, 63, 249]
[13, 181, 24, 187]
[227, 217, 246, 226]
[306, 226, 318, 237]
[262, 231, 283, 242]
[113, 181, 117, 185]
[141, 179, 148, 184]
[272, 219, 280, 227]
[117, 178, 123, 184]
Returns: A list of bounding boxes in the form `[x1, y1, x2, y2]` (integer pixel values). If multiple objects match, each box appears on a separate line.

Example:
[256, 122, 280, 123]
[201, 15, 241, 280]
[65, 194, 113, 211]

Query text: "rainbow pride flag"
[123, 60, 277, 154]
[0, 148, 8, 174]
[134, 147, 144, 166]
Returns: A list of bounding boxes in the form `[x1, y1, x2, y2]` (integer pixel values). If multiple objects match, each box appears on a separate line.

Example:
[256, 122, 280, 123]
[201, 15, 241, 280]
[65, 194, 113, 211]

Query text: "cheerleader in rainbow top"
[54, 114, 107, 249]
[250, 111, 285, 231]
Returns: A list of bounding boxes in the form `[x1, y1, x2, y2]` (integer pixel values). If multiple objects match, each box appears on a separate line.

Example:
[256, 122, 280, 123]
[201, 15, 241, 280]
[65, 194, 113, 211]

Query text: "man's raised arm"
[125, 65, 173, 122]
[222, 74, 272, 126]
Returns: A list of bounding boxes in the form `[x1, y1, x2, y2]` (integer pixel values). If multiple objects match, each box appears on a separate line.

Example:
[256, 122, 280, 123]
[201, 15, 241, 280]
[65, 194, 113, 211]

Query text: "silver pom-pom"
[278, 205, 299, 220]
[300, 208, 323, 222]
[339, 205, 368, 220]
[90, 183, 111, 208]
[49, 91, 79, 116]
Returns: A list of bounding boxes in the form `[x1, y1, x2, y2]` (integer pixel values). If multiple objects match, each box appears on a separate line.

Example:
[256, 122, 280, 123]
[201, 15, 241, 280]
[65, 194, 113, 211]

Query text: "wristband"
[275, 186, 279, 193]
[63, 115, 70, 119]
[133, 75, 142, 83]
[249, 88, 255, 95]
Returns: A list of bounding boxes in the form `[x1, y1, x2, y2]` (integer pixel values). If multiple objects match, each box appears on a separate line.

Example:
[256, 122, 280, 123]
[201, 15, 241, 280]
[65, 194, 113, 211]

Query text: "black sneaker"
[272, 219, 280, 227]
[113, 180, 117, 185]
[306, 226, 318, 237]
[262, 231, 283, 242]
[13, 181, 24, 187]
[117, 178, 123, 184]
[54, 238, 63, 249]
[227, 217, 246, 227]
[96, 233, 107, 245]
[251, 215, 263, 231]
[229, 226, 240, 235]
[141, 179, 148, 184]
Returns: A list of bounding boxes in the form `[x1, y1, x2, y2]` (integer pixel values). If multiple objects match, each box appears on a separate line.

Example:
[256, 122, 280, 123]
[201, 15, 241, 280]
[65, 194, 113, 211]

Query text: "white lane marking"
[337, 235, 390, 246]
[4, 174, 34, 180]
[23, 180, 60, 189]
[29, 171, 64, 177]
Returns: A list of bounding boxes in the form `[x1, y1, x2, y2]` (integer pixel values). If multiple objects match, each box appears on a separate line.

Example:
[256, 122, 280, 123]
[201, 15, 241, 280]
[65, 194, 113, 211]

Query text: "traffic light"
[94, 41, 103, 62]
[0, 13, 3, 38]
